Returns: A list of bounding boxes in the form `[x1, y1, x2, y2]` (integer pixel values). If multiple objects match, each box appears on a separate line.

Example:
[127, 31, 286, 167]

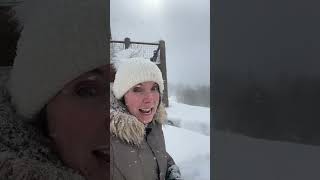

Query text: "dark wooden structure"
[110, 38, 169, 107]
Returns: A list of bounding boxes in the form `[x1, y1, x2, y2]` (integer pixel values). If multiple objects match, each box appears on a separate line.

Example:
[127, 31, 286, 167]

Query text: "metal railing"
[110, 38, 169, 107]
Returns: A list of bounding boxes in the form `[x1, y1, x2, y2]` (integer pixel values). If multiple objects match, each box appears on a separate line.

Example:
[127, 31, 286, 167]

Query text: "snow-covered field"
[164, 97, 320, 180]
[166, 96, 210, 136]
[164, 98, 210, 180]
[214, 130, 320, 180]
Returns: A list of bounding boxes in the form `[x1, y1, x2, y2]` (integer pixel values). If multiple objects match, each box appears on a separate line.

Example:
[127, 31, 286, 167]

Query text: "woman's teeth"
[139, 108, 152, 114]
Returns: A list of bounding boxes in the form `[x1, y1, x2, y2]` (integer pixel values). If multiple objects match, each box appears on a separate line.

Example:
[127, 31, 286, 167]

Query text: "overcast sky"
[111, 0, 210, 87]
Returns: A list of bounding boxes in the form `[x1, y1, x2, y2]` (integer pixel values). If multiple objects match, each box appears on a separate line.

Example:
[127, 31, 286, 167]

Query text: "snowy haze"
[111, 0, 210, 86]
[214, 130, 320, 180]
[164, 98, 210, 180]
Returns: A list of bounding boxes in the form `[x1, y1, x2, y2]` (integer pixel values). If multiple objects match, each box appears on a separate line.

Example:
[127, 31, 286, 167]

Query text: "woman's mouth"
[139, 108, 153, 115]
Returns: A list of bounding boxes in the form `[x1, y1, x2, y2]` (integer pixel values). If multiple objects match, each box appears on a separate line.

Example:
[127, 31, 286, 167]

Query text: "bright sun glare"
[142, 0, 162, 11]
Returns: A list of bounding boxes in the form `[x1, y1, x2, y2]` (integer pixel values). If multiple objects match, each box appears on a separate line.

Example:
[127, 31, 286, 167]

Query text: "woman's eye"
[75, 80, 105, 98]
[76, 86, 98, 97]
[132, 87, 142, 92]
[152, 86, 159, 91]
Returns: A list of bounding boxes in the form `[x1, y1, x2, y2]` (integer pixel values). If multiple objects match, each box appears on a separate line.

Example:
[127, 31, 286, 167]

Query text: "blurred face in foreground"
[46, 65, 109, 180]
[124, 81, 160, 124]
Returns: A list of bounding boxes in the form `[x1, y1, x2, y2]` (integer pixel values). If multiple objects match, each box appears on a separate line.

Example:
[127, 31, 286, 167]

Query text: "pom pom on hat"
[112, 57, 164, 99]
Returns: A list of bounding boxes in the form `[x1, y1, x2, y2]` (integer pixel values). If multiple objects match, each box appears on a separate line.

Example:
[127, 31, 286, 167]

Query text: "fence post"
[159, 40, 169, 107]
[124, 37, 131, 49]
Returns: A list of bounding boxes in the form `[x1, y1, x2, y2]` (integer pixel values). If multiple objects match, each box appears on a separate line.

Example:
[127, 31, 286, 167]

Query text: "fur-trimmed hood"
[0, 71, 84, 179]
[110, 85, 167, 146]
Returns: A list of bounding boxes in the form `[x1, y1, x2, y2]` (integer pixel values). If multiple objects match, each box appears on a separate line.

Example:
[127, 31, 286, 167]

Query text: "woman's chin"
[136, 112, 156, 124]
[138, 116, 153, 124]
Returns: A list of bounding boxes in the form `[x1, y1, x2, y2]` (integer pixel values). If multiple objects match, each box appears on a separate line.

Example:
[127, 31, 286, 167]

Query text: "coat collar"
[110, 85, 167, 146]
[0, 85, 84, 179]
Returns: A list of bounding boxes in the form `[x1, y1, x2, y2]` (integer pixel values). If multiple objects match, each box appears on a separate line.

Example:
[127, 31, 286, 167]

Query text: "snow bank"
[214, 130, 320, 180]
[166, 97, 210, 136]
[164, 98, 211, 180]
[164, 125, 210, 180]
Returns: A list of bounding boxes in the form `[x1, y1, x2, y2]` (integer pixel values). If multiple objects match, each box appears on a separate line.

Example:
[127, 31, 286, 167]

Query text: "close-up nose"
[142, 92, 154, 103]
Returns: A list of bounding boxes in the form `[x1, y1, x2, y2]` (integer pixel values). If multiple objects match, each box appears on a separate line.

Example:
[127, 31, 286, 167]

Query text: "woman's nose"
[142, 92, 154, 102]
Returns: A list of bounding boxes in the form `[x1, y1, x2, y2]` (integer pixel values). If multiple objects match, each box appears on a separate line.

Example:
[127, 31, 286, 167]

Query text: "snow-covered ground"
[166, 96, 210, 136]
[164, 97, 210, 180]
[163, 97, 320, 180]
[214, 130, 320, 180]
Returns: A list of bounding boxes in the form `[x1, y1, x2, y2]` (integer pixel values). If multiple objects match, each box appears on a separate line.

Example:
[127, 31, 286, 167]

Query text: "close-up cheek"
[46, 92, 107, 169]
[149, 93, 160, 105]
[153, 93, 160, 101]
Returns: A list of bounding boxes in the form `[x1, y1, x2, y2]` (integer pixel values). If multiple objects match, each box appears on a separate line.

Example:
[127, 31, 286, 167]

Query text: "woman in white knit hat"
[110, 54, 182, 180]
[0, 1, 109, 180]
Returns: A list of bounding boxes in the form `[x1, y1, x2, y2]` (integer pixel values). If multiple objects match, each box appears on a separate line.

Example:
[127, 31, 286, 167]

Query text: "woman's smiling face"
[124, 81, 160, 124]
[46, 65, 109, 180]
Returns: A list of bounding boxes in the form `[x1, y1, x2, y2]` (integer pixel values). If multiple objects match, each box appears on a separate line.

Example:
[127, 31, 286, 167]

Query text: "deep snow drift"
[163, 98, 210, 180]
[166, 96, 210, 136]
[214, 130, 320, 180]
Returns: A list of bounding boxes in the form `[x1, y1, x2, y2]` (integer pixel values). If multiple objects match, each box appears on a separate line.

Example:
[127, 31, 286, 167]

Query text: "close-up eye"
[132, 86, 142, 92]
[151, 85, 159, 91]
[75, 81, 103, 98]
[76, 86, 98, 97]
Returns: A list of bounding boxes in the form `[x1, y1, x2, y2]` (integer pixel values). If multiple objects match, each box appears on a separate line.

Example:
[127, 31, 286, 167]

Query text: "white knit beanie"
[7, 0, 107, 119]
[112, 58, 164, 99]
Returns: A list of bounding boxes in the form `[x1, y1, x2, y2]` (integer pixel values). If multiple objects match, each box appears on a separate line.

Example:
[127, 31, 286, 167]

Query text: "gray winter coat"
[0, 69, 85, 180]
[110, 88, 181, 180]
